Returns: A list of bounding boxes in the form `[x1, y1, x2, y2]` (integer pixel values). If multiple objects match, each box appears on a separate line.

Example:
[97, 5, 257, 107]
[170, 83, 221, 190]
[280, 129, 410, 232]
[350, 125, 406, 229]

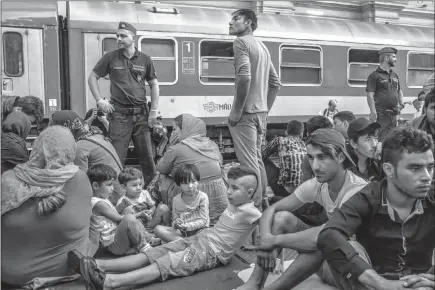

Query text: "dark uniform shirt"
[93, 48, 156, 108]
[317, 179, 435, 280]
[366, 67, 401, 111]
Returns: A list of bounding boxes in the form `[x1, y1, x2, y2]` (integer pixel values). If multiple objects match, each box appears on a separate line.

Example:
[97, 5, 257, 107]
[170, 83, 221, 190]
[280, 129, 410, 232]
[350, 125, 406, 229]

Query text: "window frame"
[138, 36, 178, 86]
[198, 39, 235, 86]
[3, 31, 24, 77]
[101, 37, 118, 80]
[406, 50, 434, 88]
[278, 44, 323, 87]
[347, 47, 380, 88]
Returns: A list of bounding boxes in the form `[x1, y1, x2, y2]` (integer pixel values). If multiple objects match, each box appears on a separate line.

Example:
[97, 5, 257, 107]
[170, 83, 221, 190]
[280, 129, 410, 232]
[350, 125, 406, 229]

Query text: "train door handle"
[2, 78, 13, 91]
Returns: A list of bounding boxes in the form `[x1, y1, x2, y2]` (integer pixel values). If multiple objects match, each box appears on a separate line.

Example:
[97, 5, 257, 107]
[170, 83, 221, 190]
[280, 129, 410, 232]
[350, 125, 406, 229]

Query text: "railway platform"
[14, 248, 337, 290]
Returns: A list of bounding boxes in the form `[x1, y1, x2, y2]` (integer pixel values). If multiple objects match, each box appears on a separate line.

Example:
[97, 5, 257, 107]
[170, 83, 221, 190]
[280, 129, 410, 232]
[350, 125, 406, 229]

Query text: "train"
[2, 1, 434, 157]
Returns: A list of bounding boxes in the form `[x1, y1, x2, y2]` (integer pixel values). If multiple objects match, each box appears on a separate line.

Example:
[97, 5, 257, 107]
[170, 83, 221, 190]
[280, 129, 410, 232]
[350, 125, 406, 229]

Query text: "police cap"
[378, 47, 397, 56]
[118, 22, 137, 35]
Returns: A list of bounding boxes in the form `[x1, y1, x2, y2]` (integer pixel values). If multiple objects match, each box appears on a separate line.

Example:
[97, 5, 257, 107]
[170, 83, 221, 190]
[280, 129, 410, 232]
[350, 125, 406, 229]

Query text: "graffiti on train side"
[203, 102, 232, 113]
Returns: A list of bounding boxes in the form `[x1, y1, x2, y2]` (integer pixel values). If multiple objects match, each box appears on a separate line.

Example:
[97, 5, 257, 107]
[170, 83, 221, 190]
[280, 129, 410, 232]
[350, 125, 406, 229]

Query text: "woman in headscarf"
[157, 114, 228, 225]
[50, 110, 124, 204]
[1, 126, 98, 289]
[1, 95, 20, 122]
[1, 111, 31, 174]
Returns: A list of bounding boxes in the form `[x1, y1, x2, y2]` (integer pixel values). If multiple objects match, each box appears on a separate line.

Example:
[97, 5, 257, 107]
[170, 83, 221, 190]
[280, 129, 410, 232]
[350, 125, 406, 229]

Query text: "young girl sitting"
[87, 164, 152, 256]
[154, 164, 210, 243]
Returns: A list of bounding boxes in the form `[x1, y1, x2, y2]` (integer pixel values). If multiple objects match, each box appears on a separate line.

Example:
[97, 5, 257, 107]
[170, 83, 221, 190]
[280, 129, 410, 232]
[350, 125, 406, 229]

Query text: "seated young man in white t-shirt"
[235, 128, 368, 290]
[68, 165, 262, 290]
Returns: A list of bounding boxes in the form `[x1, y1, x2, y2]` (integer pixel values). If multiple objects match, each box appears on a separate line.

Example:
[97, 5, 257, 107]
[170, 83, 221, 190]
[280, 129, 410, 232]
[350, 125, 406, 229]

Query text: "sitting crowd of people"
[1, 88, 434, 290]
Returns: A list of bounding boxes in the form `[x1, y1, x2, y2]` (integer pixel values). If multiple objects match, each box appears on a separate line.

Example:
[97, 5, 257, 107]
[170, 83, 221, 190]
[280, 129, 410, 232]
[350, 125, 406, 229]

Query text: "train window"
[407, 52, 434, 87]
[102, 38, 117, 55]
[200, 40, 234, 84]
[140, 38, 177, 84]
[3, 32, 24, 77]
[280, 45, 322, 85]
[348, 49, 379, 86]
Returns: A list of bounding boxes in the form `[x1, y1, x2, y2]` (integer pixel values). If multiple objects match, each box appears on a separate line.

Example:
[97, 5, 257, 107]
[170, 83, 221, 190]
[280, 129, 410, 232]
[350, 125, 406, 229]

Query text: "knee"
[157, 203, 170, 214]
[272, 211, 299, 233]
[122, 213, 137, 223]
[154, 225, 166, 236]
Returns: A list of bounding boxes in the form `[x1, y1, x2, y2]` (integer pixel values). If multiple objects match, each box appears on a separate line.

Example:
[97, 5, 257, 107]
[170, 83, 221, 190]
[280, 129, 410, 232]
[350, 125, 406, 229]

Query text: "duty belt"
[114, 106, 145, 115]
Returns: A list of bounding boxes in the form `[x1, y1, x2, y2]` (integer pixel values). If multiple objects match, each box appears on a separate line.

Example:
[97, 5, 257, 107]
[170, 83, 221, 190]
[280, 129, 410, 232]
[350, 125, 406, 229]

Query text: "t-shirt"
[318, 108, 339, 124]
[91, 197, 118, 246]
[201, 202, 262, 264]
[117, 190, 155, 208]
[294, 170, 367, 219]
[233, 35, 280, 114]
[172, 191, 210, 232]
[92, 48, 157, 108]
[366, 67, 401, 111]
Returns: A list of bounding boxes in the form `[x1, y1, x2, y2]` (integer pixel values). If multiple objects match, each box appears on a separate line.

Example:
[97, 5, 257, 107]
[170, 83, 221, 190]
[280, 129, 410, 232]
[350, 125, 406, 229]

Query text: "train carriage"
[2, 1, 434, 155]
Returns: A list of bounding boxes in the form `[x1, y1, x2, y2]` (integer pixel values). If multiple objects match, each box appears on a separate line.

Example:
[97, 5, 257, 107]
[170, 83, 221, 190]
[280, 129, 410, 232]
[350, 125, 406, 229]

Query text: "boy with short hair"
[69, 166, 262, 289]
[116, 167, 170, 238]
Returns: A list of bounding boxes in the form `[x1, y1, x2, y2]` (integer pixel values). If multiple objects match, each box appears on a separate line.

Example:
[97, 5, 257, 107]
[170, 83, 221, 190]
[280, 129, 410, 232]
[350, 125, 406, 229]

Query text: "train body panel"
[1, 0, 61, 119]
[2, 1, 434, 127]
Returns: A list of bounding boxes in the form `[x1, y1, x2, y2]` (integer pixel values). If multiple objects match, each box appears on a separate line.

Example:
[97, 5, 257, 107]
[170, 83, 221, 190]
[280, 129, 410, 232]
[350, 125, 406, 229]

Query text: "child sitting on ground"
[116, 167, 171, 245]
[87, 164, 152, 256]
[69, 166, 262, 289]
[154, 164, 210, 243]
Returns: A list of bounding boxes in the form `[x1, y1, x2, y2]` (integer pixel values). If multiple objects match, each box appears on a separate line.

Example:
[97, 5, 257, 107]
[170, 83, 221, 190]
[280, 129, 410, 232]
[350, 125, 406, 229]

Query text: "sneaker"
[67, 250, 105, 290]
[80, 257, 106, 290]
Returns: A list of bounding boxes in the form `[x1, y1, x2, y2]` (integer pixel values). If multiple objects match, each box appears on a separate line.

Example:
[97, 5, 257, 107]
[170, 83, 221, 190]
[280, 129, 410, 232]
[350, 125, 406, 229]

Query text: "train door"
[1, 27, 45, 105]
[83, 33, 117, 111]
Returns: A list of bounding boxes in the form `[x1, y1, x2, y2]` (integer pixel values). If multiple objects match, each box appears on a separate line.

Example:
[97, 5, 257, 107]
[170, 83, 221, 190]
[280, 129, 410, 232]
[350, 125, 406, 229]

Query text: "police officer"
[366, 47, 404, 141]
[88, 21, 159, 188]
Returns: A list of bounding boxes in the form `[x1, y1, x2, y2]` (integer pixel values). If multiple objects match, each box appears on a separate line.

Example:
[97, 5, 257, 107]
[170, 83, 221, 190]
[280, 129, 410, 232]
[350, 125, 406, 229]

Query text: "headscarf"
[1, 95, 20, 122]
[171, 114, 222, 165]
[2, 126, 79, 215]
[50, 110, 98, 141]
[1, 111, 31, 171]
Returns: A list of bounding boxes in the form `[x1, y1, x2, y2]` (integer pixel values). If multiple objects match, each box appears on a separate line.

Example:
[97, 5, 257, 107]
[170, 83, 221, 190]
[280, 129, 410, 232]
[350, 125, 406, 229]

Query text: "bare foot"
[233, 282, 262, 290]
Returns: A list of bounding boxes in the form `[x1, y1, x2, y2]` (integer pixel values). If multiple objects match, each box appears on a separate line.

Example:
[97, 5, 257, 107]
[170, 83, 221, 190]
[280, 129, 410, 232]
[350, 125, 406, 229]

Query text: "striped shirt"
[172, 190, 210, 232]
[262, 136, 307, 188]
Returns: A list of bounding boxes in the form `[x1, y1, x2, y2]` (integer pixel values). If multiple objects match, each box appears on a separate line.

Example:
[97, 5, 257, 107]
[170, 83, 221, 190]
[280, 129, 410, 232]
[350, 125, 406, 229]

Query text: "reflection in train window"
[348, 49, 379, 86]
[3, 32, 24, 77]
[102, 38, 118, 55]
[200, 40, 234, 84]
[102, 38, 118, 80]
[140, 38, 177, 84]
[407, 52, 434, 87]
[280, 45, 322, 86]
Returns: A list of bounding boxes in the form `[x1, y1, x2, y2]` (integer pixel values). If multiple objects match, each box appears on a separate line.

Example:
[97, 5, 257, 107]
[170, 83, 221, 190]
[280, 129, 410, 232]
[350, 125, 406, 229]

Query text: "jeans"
[109, 111, 156, 185]
[229, 112, 268, 208]
[377, 111, 397, 142]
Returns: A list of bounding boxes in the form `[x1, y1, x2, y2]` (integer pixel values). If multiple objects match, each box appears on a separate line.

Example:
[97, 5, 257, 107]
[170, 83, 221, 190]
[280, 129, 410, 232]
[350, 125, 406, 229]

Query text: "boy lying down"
[69, 165, 262, 290]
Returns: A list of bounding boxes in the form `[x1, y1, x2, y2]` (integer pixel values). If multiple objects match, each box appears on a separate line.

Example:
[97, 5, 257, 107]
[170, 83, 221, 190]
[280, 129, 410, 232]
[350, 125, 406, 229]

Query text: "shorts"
[318, 241, 373, 290]
[180, 227, 205, 238]
[143, 235, 221, 281]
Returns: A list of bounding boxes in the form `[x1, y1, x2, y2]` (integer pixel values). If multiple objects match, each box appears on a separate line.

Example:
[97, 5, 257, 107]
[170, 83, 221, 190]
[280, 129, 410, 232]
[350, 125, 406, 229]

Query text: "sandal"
[149, 236, 161, 247]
